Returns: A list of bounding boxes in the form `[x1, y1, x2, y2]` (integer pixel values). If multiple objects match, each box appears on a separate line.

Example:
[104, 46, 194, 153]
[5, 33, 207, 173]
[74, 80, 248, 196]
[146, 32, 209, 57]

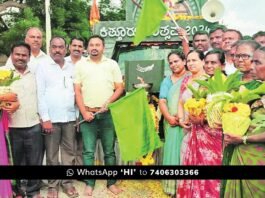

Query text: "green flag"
[133, 0, 168, 45]
[108, 88, 162, 162]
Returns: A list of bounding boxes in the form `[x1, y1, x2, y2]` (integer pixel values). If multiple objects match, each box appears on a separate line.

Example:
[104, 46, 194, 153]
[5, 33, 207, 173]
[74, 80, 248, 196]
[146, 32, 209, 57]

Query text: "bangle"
[242, 135, 248, 144]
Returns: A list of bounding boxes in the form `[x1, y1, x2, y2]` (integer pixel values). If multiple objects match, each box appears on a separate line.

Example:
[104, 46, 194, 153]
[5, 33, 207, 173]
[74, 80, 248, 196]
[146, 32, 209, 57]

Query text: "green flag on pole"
[133, 0, 168, 45]
[108, 88, 162, 162]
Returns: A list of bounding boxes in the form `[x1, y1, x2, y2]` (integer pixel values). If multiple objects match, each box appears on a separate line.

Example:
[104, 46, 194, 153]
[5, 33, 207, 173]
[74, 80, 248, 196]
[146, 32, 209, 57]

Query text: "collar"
[8, 64, 31, 76]
[48, 56, 70, 69]
[86, 55, 108, 63]
[32, 50, 46, 58]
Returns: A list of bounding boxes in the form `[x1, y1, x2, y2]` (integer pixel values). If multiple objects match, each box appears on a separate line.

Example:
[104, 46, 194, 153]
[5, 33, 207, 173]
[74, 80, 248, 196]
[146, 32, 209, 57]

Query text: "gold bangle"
[242, 135, 248, 144]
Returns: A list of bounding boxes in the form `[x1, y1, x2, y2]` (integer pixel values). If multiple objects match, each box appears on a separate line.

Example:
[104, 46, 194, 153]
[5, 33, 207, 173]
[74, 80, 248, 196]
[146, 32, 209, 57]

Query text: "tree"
[0, 7, 40, 55]
[99, 0, 125, 21]
[0, 0, 125, 55]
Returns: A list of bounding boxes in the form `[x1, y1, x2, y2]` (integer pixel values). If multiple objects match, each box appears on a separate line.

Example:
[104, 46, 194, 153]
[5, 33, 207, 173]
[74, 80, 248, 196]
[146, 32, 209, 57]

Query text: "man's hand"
[2, 101, 20, 114]
[99, 100, 110, 113]
[42, 120, 54, 134]
[176, 27, 188, 41]
[82, 111, 95, 122]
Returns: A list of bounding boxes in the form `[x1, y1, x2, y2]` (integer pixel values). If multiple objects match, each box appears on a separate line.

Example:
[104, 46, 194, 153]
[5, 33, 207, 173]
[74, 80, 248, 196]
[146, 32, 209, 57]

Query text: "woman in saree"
[223, 47, 265, 198]
[176, 50, 223, 198]
[0, 92, 19, 198]
[204, 49, 226, 76]
[159, 50, 189, 196]
[223, 40, 261, 165]
[234, 40, 261, 90]
[221, 41, 262, 194]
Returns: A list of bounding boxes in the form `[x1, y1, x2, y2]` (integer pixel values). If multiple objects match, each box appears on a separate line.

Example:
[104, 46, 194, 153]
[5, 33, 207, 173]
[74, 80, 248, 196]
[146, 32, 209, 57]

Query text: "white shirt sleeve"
[36, 63, 50, 122]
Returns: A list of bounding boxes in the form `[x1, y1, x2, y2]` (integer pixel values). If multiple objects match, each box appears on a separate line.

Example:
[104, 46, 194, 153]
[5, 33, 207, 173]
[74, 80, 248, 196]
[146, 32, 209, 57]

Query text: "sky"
[111, 0, 265, 36]
[221, 0, 265, 36]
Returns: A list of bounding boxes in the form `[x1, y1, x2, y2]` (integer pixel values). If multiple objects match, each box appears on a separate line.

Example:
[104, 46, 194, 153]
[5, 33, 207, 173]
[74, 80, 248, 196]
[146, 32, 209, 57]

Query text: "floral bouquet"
[184, 97, 206, 117]
[0, 69, 19, 108]
[222, 83, 265, 136]
[194, 69, 242, 128]
[222, 103, 251, 136]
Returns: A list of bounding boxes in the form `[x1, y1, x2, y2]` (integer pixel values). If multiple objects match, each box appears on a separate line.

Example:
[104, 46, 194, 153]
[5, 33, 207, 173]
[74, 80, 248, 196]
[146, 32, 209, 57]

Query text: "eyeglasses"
[234, 54, 252, 60]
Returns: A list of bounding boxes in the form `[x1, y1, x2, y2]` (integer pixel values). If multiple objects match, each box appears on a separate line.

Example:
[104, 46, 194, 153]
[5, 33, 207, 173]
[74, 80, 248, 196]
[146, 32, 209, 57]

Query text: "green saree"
[223, 101, 265, 198]
[160, 74, 187, 196]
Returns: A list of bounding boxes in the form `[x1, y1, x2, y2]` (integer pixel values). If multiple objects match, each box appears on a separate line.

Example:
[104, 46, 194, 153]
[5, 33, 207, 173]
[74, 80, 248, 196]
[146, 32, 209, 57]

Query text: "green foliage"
[0, 70, 20, 86]
[0, 0, 125, 56]
[99, 0, 125, 21]
[0, 7, 40, 55]
[195, 69, 243, 94]
[187, 84, 207, 100]
[231, 83, 265, 104]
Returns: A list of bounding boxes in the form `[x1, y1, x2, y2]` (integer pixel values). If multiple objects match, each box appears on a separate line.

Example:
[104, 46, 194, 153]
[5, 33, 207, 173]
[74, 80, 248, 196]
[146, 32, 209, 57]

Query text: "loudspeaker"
[202, 0, 225, 23]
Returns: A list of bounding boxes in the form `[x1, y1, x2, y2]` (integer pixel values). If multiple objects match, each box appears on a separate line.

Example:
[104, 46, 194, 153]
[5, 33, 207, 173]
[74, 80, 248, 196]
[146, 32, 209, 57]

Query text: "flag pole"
[166, 10, 189, 43]
[45, 0, 51, 54]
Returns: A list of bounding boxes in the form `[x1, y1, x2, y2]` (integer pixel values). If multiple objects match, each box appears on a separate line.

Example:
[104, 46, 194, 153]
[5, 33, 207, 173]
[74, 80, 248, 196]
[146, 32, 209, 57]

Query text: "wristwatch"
[242, 135, 248, 144]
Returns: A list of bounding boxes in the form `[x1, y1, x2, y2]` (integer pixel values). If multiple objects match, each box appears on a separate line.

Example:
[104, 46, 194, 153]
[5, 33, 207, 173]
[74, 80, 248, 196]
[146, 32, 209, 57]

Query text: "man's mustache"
[17, 60, 26, 64]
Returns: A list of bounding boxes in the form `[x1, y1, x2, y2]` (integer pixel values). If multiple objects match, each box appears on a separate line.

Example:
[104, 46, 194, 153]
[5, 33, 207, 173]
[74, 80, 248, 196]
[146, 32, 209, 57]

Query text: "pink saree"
[177, 123, 222, 198]
[0, 111, 12, 198]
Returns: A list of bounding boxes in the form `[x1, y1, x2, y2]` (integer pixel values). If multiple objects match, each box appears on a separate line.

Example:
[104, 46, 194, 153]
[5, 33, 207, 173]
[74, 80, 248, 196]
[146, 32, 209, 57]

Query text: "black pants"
[9, 124, 44, 197]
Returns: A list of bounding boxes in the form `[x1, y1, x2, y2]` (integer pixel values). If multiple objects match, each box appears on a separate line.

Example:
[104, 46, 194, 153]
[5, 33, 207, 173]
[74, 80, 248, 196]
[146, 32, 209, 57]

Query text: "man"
[74, 35, 124, 196]
[251, 46, 265, 80]
[252, 31, 265, 47]
[222, 29, 243, 75]
[192, 30, 211, 53]
[65, 37, 85, 65]
[234, 40, 260, 87]
[36, 37, 78, 198]
[209, 25, 226, 49]
[6, 27, 48, 73]
[4, 42, 43, 198]
[65, 37, 85, 166]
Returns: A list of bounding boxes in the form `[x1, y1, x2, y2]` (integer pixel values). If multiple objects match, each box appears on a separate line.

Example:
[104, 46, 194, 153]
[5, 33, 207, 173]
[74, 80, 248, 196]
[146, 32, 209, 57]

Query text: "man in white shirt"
[65, 37, 85, 166]
[65, 38, 85, 65]
[36, 37, 78, 198]
[222, 29, 242, 75]
[5, 27, 48, 73]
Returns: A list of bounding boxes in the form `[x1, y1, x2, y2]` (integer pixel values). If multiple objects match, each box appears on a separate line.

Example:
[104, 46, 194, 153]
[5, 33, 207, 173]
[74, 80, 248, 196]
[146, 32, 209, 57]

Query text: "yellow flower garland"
[184, 98, 206, 116]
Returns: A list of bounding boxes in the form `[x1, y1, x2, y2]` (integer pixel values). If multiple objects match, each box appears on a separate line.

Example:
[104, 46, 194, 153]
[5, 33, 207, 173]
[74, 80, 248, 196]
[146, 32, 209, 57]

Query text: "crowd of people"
[160, 27, 265, 198]
[0, 28, 123, 198]
[0, 25, 264, 198]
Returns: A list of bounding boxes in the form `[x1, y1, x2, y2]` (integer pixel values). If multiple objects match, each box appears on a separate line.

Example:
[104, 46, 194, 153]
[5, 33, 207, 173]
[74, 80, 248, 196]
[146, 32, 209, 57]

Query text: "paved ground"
[40, 180, 171, 198]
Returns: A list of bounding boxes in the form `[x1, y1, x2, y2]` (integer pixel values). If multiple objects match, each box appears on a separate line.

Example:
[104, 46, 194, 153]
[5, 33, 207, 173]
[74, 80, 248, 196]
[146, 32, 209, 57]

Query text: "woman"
[177, 50, 223, 198]
[204, 49, 226, 76]
[0, 92, 19, 198]
[234, 40, 261, 89]
[159, 50, 188, 196]
[223, 47, 265, 198]
[222, 41, 262, 191]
